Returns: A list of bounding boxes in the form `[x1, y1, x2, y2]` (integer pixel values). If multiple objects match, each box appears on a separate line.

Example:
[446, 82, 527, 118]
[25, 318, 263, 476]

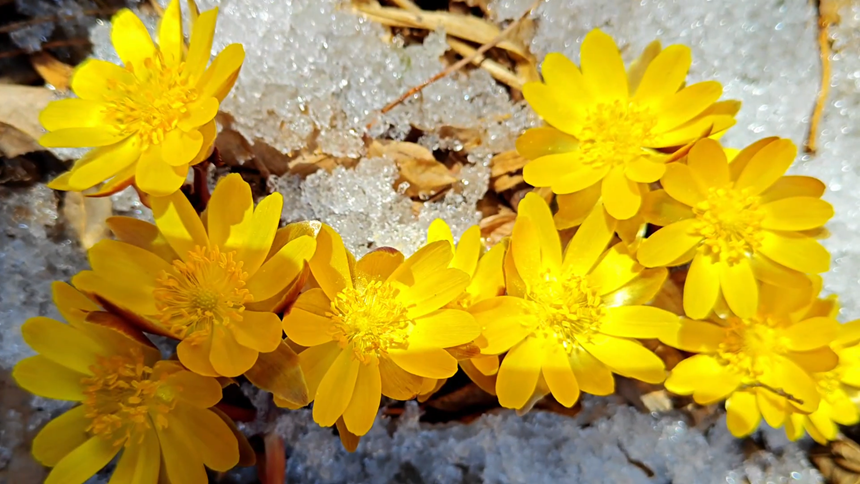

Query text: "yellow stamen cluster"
[691, 186, 764, 264]
[577, 101, 657, 167]
[328, 280, 412, 363]
[153, 245, 252, 338]
[526, 272, 607, 351]
[104, 51, 198, 149]
[716, 316, 789, 379]
[81, 348, 174, 447]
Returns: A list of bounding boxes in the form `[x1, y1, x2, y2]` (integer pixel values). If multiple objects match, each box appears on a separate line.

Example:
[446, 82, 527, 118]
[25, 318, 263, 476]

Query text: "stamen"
[691, 185, 765, 264]
[578, 101, 658, 167]
[717, 316, 790, 379]
[525, 272, 607, 352]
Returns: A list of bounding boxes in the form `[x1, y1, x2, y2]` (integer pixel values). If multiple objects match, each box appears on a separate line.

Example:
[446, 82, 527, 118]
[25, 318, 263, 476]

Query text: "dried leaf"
[490, 151, 529, 177]
[479, 209, 515, 245]
[423, 382, 497, 412]
[0, 123, 43, 159]
[393, 153, 458, 198]
[640, 390, 673, 413]
[63, 191, 113, 249]
[0, 85, 53, 157]
[261, 433, 286, 484]
[335, 417, 361, 452]
[492, 174, 524, 192]
[30, 52, 74, 91]
[813, 439, 860, 484]
[245, 341, 309, 407]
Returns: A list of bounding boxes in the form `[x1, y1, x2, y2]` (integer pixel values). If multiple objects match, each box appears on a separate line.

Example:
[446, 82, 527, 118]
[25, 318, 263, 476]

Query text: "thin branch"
[806, 0, 838, 154]
[738, 382, 804, 406]
[0, 38, 90, 60]
[365, 0, 540, 131]
[0, 8, 120, 35]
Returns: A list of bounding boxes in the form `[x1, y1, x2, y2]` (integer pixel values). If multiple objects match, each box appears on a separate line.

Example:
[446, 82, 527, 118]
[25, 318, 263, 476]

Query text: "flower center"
[153, 246, 252, 339]
[327, 280, 413, 363]
[81, 348, 174, 447]
[717, 316, 790, 379]
[104, 52, 198, 150]
[525, 272, 606, 351]
[691, 186, 765, 264]
[577, 101, 658, 167]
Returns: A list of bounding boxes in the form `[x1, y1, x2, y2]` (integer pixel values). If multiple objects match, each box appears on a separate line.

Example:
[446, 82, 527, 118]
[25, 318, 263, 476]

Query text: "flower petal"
[759, 176, 826, 204]
[62, 137, 141, 191]
[633, 44, 691, 105]
[313, 347, 360, 427]
[134, 146, 187, 197]
[13, 356, 86, 401]
[659, 319, 725, 353]
[165, 369, 222, 408]
[684, 253, 721, 319]
[517, 192, 562, 270]
[70, 59, 136, 101]
[388, 240, 452, 287]
[389, 346, 458, 379]
[516, 126, 579, 160]
[230, 311, 282, 353]
[510, 214, 542, 284]
[760, 356, 820, 413]
[247, 236, 316, 301]
[158, 0, 183, 65]
[40, 98, 106, 131]
[734, 139, 797, 195]
[522, 83, 584, 136]
[580, 29, 628, 102]
[554, 182, 601, 229]
[88, 239, 171, 288]
[581, 335, 665, 384]
[624, 158, 666, 183]
[310, 224, 354, 300]
[185, 7, 219, 82]
[720, 259, 758, 319]
[664, 354, 738, 402]
[569, 347, 614, 395]
[602, 166, 641, 220]
[749, 253, 811, 289]
[106, 216, 178, 262]
[687, 138, 730, 189]
[150, 189, 209, 261]
[44, 435, 119, 484]
[469, 296, 532, 355]
[342, 360, 382, 436]
[660, 163, 704, 207]
[282, 289, 335, 346]
[162, 129, 204, 167]
[726, 391, 761, 438]
[172, 404, 239, 471]
[759, 230, 830, 274]
[177, 335, 219, 377]
[210, 325, 258, 377]
[20, 317, 107, 375]
[238, 192, 287, 275]
[587, 242, 641, 295]
[637, 219, 702, 267]
[156, 414, 207, 484]
[401, 268, 470, 318]
[600, 306, 678, 339]
[40, 127, 128, 149]
[542, 342, 580, 407]
[552, 164, 611, 195]
[542, 52, 594, 115]
[522, 152, 583, 188]
[602, 267, 667, 307]
[379, 356, 424, 400]
[563, 202, 616, 276]
[355, 248, 405, 284]
[299, 341, 341, 399]
[109, 428, 160, 484]
[760, 197, 833, 231]
[410, 309, 480, 348]
[111, 9, 156, 68]
[783, 317, 839, 351]
[654, 81, 723, 133]
[197, 44, 245, 102]
[757, 389, 787, 429]
[496, 336, 542, 409]
[207, 173, 253, 250]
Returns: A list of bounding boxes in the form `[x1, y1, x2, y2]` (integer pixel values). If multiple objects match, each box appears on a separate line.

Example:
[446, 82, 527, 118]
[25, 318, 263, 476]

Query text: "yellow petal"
[602, 267, 667, 307]
[461, 359, 497, 395]
[336, 250, 391, 291]
[757, 389, 787, 428]
[749, 253, 811, 289]
[13, 355, 86, 401]
[624, 158, 666, 183]
[158, 0, 183, 66]
[581, 335, 665, 384]
[787, 347, 837, 374]
[190, 119, 217, 166]
[388, 240, 452, 287]
[162, 129, 204, 167]
[542, 52, 594, 119]
[210, 325, 258, 377]
[185, 7, 219, 82]
[653, 81, 723, 133]
[829, 395, 859, 426]
[759, 230, 830, 274]
[89, 239, 171, 287]
[44, 435, 119, 484]
[552, 164, 611, 195]
[760, 197, 833, 231]
[469, 296, 532, 355]
[542, 342, 580, 407]
[580, 29, 628, 102]
[587, 242, 641, 295]
[40, 98, 106, 131]
[427, 218, 454, 245]
[237, 192, 286, 275]
[150, 188, 209, 261]
[342, 360, 382, 436]
[452, 225, 481, 276]
[111, 9, 156, 68]
[207, 173, 254, 250]
[727, 137, 780, 179]
[496, 336, 542, 409]
[401, 268, 470, 318]
[410, 309, 480, 348]
[563, 202, 616, 276]
[471, 355, 500, 376]
[247, 235, 316, 301]
[720, 259, 758, 318]
[379, 356, 424, 400]
[313, 347, 360, 427]
[687, 138, 730, 189]
[39, 127, 128, 150]
[299, 341, 341, 399]
[20, 317, 107, 374]
[179, 97, 220, 131]
[108, 424, 160, 484]
[808, 408, 838, 441]
[522, 82, 583, 136]
[64, 137, 141, 191]
[516, 126, 579, 160]
[172, 404, 239, 471]
[71, 271, 157, 317]
[106, 216, 178, 262]
[661, 318, 724, 351]
[627, 40, 662, 96]
[517, 192, 562, 270]
[637, 219, 702, 267]
[310, 224, 354, 300]
[783, 317, 839, 351]
[759, 176, 826, 204]
[165, 369, 222, 408]
[389, 346, 458, 379]
[197, 44, 245, 101]
[632, 44, 691, 105]
[664, 354, 737, 400]
[510, 214, 541, 284]
[465, 241, 506, 303]
[156, 415, 207, 484]
[554, 182, 601, 229]
[230, 311, 282, 353]
[52, 281, 100, 326]
[176, 335, 219, 377]
[726, 391, 761, 437]
[734, 138, 797, 195]
[134, 146, 187, 197]
[70, 59, 136, 101]
[569, 347, 614, 395]
[522, 152, 584, 188]
[683, 253, 720, 319]
[761, 356, 820, 413]
[600, 306, 678, 339]
[245, 341, 308, 407]
[660, 163, 704, 207]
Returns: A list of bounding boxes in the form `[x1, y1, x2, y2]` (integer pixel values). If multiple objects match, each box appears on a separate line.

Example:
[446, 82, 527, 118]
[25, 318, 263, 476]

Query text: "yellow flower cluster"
[15, 7, 858, 482]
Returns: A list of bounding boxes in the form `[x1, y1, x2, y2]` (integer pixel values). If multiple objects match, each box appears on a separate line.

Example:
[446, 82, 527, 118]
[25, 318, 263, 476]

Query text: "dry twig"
[806, 0, 841, 154]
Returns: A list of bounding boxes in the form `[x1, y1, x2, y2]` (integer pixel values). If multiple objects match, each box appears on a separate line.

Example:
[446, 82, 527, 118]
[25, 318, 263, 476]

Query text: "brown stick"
[806, 0, 837, 154]
[365, 0, 540, 132]
[738, 382, 804, 406]
[0, 39, 90, 60]
[0, 8, 121, 35]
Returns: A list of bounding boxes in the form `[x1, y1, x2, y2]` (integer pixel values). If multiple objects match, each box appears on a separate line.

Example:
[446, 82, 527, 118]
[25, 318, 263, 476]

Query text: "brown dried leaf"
[63, 191, 113, 249]
[813, 439, 860, 484]
[336, 417, 361, 452]
[0, 85, 53, 157]
[245, 341, 309, 407]
[490, 150, 528, 177]
[261, 433, 286, 484]
[492, 174, 524, 192]
[479, 208, 515, 245]
[30, 52, 74, 91]
[395, 156, 458, 198]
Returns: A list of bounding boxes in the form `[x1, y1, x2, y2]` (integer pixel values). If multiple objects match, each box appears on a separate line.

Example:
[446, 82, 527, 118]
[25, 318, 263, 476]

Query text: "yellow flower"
[637, 137, 833, 319]
[662, 282, 840, 438]
[470, 193, 675, 409]
[40, 0, 245, 197]
[72, 174, 317, 377]
[282, 224, 480, 436]
[13, 282, 238, 484]
[420, 219, 508, 396]
[518, 29, 737, 221]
